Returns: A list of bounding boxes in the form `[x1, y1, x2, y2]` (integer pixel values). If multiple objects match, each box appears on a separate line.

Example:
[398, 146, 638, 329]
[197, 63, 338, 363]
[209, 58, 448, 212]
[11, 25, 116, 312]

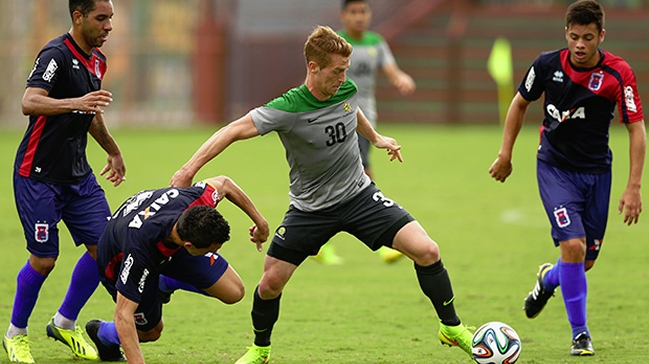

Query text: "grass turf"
[0, 123, 646, 363]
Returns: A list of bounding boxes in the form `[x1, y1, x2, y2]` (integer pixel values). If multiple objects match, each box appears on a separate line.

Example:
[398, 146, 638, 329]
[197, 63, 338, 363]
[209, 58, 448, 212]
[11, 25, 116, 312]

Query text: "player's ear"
[72, 10, 84, 26]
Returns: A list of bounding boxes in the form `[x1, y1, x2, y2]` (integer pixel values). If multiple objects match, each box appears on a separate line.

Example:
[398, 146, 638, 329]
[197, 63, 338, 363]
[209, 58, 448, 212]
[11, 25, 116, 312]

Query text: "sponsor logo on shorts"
[554, 207, 571, 228]
[34, 223, 48, 243]
[589, 238, 603, 251]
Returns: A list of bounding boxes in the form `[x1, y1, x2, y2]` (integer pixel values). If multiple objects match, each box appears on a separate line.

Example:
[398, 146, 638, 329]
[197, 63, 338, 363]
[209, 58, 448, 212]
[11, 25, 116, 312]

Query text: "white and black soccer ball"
[471, 321, 521, 364]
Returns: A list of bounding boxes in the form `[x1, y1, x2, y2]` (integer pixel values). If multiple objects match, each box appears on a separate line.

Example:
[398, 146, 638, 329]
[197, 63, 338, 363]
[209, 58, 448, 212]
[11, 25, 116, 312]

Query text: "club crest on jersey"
[588, 72, 603, 91]
[34, 223, 49, 243]
[342, 101, 352, 113]
[554, 207, 571, 228]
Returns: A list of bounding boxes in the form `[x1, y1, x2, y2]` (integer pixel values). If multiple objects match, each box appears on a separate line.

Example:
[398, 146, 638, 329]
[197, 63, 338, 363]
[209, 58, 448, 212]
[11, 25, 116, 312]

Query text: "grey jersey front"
[250, 79, 371, 212]
[338, 30, 396, 126]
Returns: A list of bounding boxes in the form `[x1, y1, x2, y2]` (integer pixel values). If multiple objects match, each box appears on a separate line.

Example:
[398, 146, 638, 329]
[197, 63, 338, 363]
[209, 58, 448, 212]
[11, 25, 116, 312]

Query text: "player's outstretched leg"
[234, 344, 270, 364]
[46, 316, 98, 360]
[85, 320, 126, 362]
[524, 263, 555, 318]
[3, 334, 34, 363]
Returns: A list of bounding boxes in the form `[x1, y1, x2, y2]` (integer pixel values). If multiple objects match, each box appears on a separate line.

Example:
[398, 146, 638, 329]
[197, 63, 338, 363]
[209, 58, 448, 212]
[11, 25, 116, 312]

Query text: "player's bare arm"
[356, 108, 402, 162]
[171, 114, 260, 188]
[89, 113, 126, 187]
[489, 92, 530, 182]
[114, 293, 145, 364]
[618, 120, 646, 225]
[22, 87, 113, 116]
[382, 63, 416, 96]
[205, 175, 270, 251]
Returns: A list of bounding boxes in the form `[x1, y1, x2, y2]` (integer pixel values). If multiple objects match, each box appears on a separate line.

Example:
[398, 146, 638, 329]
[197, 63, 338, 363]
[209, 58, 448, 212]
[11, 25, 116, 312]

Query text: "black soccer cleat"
[85, 319, 126, 362]
[570, 332, 595, 356]
[524, 263, 555, 318]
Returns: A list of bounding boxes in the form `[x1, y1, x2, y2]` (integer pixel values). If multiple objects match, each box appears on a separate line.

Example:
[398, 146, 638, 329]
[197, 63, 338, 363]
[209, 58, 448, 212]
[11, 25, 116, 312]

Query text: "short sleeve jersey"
[15, 33, 107, 184]
[338, 30, 396, 125]
[250, 79, 371, 212]
[519, 48, 644, 173]
[98, 182, 222, 304]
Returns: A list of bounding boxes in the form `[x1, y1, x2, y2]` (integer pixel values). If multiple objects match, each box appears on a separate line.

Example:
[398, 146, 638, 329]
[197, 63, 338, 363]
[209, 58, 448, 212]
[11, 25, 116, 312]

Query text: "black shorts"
[267, 183, 414, 266]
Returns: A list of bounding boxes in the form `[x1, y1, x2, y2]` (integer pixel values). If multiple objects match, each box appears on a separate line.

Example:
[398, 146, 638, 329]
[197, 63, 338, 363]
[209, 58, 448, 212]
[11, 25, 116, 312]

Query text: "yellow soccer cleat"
[46, 317, 98, 360]
[3, 334, 35, 363]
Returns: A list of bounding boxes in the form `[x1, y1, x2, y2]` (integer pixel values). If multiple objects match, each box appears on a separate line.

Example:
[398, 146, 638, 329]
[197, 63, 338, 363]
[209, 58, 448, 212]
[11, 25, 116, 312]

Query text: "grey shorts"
[267, 183, 414, 265]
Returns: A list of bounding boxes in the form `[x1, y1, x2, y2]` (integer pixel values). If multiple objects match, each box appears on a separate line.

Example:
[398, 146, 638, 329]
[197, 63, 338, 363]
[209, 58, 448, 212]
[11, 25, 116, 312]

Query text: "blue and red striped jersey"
[519, 48, 643, 173]
[15, 33, 107, 184]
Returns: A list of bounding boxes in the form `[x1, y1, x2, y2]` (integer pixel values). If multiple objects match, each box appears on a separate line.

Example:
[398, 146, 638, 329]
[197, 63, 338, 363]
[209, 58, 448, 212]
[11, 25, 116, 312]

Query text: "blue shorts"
[99, 249, 230, 332]
[13, 171, 111, 258]
[537, 160, 611, 260]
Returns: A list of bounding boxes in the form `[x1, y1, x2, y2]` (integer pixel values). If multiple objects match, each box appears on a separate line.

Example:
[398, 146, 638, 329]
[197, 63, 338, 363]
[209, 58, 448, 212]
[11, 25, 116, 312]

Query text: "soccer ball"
[471, 321, 521, 364]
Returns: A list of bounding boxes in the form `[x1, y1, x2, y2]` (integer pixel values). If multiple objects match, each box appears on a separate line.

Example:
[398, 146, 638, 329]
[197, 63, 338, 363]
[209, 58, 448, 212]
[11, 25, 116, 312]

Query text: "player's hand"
[101, 153, 126, 187]
[394, 74, 416, 96]
[170, 170, 193, 188]
[374, 135, 403, 163]
[489, 157, 512, 182]
[618, 187, 642, 225]
[79, 90, 113, 114]
[249, 225, 269, 252]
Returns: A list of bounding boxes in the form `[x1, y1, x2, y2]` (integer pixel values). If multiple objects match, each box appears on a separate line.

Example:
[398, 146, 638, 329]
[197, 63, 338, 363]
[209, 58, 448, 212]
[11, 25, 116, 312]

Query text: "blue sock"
[11, 261, 47, 328]
[542, 257, 561, 290]
[159, 275, 208, 297]
[558, 261, 589, 339]
[58, 251, 100, 321]
[97, 321, 121, 346]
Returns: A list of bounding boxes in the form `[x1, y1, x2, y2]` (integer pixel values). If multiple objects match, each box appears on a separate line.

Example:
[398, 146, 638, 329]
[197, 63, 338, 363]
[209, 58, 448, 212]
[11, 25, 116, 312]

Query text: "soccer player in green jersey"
[171, 26, 473, 363]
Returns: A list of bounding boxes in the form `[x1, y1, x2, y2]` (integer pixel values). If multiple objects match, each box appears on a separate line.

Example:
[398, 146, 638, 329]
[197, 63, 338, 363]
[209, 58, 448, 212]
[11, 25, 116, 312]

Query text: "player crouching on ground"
[86, 176, 268, 363]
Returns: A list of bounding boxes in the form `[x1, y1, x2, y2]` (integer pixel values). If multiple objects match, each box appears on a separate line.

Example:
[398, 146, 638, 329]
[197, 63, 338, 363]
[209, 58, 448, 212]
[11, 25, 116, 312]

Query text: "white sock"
[6, 324, 28, 338]
[53, 312, 76, 330]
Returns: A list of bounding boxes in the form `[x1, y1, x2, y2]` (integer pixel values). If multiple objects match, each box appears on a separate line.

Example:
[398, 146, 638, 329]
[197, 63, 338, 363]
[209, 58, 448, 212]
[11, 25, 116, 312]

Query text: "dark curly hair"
[566, 0, 605, 34]
[176, 206, 230, 249]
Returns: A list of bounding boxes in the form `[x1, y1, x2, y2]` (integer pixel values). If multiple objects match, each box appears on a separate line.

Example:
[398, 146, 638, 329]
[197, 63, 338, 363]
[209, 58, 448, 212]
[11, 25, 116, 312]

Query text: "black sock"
[415, 260, 461, 326]
[251, 286, 282, 346]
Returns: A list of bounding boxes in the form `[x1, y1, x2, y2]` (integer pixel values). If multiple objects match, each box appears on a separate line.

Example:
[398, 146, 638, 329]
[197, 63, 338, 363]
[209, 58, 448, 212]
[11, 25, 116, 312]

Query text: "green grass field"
[0, 124, 646, 363]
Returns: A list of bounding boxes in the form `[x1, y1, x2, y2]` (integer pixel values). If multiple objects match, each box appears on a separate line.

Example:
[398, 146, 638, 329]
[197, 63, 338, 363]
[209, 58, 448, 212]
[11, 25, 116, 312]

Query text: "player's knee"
[29, 256, 56, 275]
[220, 283, 245, 305]
[411, 240, 440, 266]
[138, 325, 163, 342]
[257, 278, 284, 300]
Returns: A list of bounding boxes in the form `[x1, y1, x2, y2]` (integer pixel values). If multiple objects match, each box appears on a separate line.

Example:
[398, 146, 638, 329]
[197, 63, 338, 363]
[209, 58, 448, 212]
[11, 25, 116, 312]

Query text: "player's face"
[565, 22, 605, 69]
[79, 0, 114, 49]
[311, 54, 350, 100]
[341, 2, 372, 34]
